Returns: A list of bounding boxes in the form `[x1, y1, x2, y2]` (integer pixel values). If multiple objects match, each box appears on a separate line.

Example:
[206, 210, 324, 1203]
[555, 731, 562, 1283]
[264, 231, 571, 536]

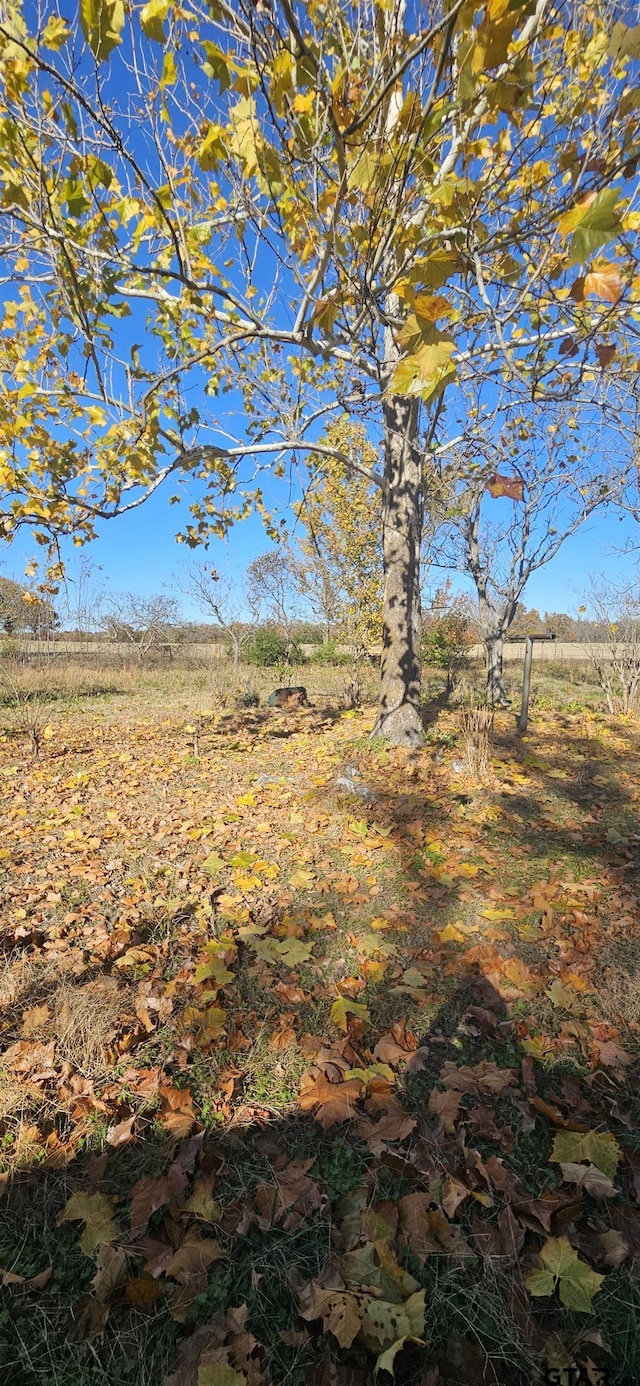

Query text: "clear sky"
[3, 469, 639, 625]
[2, 0, 638, 630]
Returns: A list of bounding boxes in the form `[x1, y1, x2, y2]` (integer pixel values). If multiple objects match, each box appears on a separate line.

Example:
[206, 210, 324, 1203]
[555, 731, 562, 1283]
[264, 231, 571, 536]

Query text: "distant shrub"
[246, 628, 288, 667]
[0, 637, 19, 663]
[422, 604, 474, 691]
[245, 628, 306, 667]
[296, 623, 324, 645]
[311, 640, 351, 667]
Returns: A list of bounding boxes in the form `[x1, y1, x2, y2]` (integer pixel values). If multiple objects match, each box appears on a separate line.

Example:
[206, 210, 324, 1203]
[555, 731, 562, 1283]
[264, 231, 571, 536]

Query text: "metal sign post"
[516, 633, 556, 733]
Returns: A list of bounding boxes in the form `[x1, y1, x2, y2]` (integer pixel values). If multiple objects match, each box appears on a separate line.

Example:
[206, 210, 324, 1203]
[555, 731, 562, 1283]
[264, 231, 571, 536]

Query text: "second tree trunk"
[372, 391, 424, 746]
[486, 633, 508, 706]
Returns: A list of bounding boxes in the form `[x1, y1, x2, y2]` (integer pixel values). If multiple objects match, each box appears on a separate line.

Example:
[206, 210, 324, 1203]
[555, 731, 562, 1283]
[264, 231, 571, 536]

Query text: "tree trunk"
[372, 386, 424, 746]
[486, 633, 508, 707]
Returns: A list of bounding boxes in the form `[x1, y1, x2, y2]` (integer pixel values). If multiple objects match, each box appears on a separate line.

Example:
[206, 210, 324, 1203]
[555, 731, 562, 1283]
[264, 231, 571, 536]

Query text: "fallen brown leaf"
[298, 1071, 364, 1128]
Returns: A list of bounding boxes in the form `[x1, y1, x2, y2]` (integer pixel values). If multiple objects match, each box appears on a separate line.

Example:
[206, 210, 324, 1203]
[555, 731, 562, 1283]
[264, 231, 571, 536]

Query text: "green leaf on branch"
[1, 180, 29, 209]
[197, 125, 226, 172]
[347, 150, 379, 193]
[41, 15, 72, 49]
[79, 0, 124, 62]
[160, 51, 177, 88]
[608, 21, 640, 60]
[140, 0, 170, 43]
[200, 41, 234, 91]
[408, 251, 459, 289]
[559, 189, 623, 266]
[389, 339, 456, 404]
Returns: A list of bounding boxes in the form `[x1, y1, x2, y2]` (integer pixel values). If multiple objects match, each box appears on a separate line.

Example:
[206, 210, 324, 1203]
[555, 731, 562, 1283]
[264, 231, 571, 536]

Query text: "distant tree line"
[0, 577, 58, 638]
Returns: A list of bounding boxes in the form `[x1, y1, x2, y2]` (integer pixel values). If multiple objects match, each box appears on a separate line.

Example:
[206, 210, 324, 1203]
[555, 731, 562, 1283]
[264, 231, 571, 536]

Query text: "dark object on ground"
[236, 685, 259, 708]
[268, 686, 308, 708]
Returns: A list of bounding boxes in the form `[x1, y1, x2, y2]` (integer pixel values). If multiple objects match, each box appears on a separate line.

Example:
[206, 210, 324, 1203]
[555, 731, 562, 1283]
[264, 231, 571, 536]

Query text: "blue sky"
[3, 472, 638, 624]
[2, 7, 637, 626]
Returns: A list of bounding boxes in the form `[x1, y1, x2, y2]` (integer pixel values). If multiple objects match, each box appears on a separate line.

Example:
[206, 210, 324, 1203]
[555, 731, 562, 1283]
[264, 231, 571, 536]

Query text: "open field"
[13, 638, 632, 665]
[0, 646, 611, 715]
[0, 660, 639, 1385]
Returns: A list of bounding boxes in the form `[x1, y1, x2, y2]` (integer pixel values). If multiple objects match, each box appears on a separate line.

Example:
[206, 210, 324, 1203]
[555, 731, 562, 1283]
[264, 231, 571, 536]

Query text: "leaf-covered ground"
[1, 694, 640, 1385]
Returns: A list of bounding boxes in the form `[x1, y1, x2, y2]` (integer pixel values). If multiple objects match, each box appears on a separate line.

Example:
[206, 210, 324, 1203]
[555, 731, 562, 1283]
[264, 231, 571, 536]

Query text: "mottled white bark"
[486, 631, 509, 707]
[372, 387, 424, 746]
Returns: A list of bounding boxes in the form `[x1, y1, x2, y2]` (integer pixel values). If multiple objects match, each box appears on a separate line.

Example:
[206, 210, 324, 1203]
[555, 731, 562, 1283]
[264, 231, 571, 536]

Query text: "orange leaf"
[583, 266, 623, 303]
[428, 1087, 461, 1134]
[124, 1277, 165, 1311]
[164, 1233, 223, 1283]
[298, 1071, 364, 1128]
[106, 1115, 136, 1148]
[358, 1099, 417, 1153]
[269, 1026, 296, 1051]
[20, 1004, 50, 1036]
[398, 1194, 470, 1263]
[2, 1039, 56, 1073]
[298, 1283, 362, 1348]
[486, 474, 524, 502]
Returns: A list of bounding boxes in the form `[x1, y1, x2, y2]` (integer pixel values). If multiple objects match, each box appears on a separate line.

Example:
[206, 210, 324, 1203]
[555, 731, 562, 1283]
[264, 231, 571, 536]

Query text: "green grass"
[238, 1031, 307, 1111]
[412, 1257, 539, 1385]
[592, 1272, 640, 1386]
[0, 1170, 177, 1386]
[2, 676, 640, 1386]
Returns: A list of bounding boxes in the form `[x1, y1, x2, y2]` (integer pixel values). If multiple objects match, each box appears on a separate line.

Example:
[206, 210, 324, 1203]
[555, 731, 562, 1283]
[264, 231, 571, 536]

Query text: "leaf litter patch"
[0, 705, 639, 1383]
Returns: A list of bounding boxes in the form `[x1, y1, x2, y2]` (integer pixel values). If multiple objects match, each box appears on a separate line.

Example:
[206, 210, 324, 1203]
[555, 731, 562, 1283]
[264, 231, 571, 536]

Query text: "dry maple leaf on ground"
[1, 694, 639, 1386]
[298, 1071, 364, 1128]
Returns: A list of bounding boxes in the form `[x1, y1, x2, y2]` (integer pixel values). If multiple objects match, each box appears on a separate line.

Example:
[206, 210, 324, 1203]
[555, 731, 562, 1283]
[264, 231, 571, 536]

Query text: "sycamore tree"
[582, 573, 640, 715]
[103, 591, 179, 659]
[434, 401, 628, 704]
[0, 1, 639, 742]
[295, 418, 382, 652]
[245, 545, 308, 660]
[0, 573, 57, 635]
[180, 563, 256, 668]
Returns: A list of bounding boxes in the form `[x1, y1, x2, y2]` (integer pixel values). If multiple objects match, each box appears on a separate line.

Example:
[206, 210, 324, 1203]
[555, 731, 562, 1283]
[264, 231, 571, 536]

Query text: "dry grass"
[458, 705, 494, 779]
[591, 936, 640, 1029]
[0, 964, 124, 1083]
[48, 975, 124, 1077]
[595, 968, 640, 1029]
[0, 655, 119, 702]
[0, 971, 124, 1169]
[0, 677, 639, 1383]
[0, 1070, 38, 1124]
[0, 954, 60, 1011]
[0, 663, 54, 757]
[0, 653, 381, 735]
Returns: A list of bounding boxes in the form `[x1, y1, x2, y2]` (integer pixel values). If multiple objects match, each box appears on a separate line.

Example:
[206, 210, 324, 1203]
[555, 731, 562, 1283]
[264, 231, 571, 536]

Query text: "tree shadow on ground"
[198, 701, 348, 745]
[2, 706, 640, 1386]
[419, 688, 452, 731]
[1, 969, 638, 1386]
[342, 707, 640, 1048]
